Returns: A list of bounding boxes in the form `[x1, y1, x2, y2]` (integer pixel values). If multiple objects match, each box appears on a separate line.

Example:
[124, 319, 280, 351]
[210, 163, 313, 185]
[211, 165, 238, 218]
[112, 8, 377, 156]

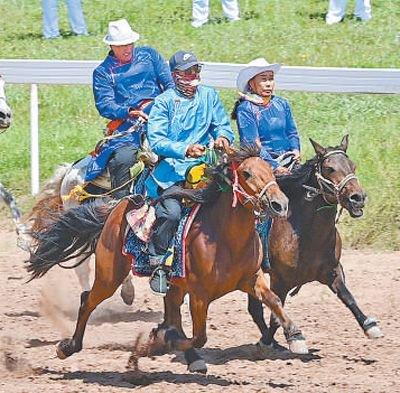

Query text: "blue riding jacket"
[236, 96, 300, 169]
[145, 85, 235, 198]
[85, 46, 174, 181]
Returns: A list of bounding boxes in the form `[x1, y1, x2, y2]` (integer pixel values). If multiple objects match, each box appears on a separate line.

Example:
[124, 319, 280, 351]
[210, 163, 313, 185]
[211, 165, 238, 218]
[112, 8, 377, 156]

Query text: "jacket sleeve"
[152, 49, 174, 91]
[209, 90, 235, 143]
[147, 98, 187, 159]
[236, 103, 279, 169]
[92, 67, 130, 120]
[284, 100, 300, 151]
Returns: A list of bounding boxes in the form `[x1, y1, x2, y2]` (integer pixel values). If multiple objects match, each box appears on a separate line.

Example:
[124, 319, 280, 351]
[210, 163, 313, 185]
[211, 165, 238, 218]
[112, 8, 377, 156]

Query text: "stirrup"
[149, 266, 170, 296]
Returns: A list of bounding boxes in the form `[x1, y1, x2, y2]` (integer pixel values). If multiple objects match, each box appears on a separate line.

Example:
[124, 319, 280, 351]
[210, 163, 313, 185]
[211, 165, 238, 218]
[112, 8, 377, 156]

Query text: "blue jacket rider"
[85, 19, 174, 198]
[145, 50, 234, 295]
[233, 58, 300, 176]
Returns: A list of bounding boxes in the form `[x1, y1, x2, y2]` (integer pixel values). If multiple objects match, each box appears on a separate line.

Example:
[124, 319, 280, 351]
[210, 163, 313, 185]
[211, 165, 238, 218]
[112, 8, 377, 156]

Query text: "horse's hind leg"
[326, 263, 383, 339]
[56, 253, 131, 359]
[243, 271, 308, 354]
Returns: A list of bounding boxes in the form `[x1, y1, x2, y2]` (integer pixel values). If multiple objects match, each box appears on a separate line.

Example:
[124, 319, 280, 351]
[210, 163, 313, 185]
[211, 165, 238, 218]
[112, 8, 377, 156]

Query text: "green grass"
[1, 0, 399, 249]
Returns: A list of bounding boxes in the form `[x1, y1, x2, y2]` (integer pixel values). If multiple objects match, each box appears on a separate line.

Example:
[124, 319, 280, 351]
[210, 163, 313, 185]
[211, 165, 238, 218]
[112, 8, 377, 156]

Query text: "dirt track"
[0, 225, 399, 392]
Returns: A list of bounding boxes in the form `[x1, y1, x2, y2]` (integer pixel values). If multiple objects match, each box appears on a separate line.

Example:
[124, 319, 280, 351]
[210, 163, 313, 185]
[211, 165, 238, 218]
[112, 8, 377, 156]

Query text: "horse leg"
[243, 272, 308, 354]
[120, 273, 135, 306]
[56, 254, 131, 359]
[247, 294, 270, 345]
[74, 256, 92, 292]
[327, 263, 383, 339]
[150, 288, 206, 374]
[163, 285, 186, 334]
[264, 284, 289, 347]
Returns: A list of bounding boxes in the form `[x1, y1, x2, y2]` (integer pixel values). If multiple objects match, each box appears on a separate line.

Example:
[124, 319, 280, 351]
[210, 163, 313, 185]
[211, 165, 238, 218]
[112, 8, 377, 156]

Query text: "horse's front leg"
[327, 263, 384, 339]
[243, 271, 308, 354]
[189, 294, 209, 348]
[163, 284, 186, 334]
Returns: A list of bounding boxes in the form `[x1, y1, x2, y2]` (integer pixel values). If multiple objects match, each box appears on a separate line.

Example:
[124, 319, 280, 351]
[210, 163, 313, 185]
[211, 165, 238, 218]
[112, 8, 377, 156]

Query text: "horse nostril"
[349, 193, 364, 203]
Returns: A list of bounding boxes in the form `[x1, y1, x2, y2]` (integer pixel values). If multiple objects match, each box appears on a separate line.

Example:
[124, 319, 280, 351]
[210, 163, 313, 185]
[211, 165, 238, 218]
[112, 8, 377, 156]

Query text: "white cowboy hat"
[103, 19, 140, 46]
[236, 58, 281, 93]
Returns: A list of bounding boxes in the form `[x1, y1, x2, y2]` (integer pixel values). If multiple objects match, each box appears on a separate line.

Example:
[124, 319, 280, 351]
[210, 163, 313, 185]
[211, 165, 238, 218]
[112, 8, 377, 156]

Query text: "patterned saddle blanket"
[123, 204, 200, 278]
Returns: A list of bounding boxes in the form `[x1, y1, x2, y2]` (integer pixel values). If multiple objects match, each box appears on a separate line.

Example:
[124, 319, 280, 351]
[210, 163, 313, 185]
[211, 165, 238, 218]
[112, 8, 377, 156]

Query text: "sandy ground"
[0, 225, 399, 393]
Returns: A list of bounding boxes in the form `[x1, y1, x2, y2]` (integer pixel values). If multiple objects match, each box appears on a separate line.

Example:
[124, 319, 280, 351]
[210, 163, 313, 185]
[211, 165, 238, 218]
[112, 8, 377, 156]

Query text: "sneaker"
[149, 266, 169, 296]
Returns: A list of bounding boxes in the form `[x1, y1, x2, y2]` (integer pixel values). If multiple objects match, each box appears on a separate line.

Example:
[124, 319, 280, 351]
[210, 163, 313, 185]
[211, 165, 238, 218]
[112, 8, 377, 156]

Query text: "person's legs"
[108, 145, 137, 199]
[222, 0, 240, 21]
[148, 196, 182, 295]
[192, 0, 209, 28]
[65, 0, 88, 35]
[42, 0, 60, 39]
[148, 197, 182, 262]
[354, 0, 372, 21]
[326, 0, 347, 25]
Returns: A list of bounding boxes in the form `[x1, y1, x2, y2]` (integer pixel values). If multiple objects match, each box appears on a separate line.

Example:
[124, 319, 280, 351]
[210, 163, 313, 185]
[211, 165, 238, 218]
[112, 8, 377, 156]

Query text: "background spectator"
[42, 0, 88, 39]
[326, 0, 372, 25]
[192, 0, 240, 28]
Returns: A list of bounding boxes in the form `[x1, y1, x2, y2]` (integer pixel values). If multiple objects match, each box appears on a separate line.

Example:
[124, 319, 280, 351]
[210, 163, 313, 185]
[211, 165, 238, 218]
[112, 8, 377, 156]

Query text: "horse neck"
[289, 174, 338, 244]
[206, 190, 256, 246]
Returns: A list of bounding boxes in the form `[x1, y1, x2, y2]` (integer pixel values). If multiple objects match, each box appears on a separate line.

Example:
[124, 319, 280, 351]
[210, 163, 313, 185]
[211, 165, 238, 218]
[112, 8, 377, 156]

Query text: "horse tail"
[25, 199, 115, 281]
[27, 163, 71, 233]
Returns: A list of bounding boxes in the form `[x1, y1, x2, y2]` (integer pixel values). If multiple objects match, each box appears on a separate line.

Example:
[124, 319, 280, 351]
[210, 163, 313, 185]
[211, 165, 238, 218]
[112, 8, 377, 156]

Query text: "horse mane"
[159, 144, 261, 205]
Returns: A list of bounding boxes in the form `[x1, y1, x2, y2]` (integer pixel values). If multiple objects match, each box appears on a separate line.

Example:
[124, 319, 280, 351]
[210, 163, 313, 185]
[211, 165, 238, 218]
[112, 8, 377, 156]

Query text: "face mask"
[173, 71, 201, 98]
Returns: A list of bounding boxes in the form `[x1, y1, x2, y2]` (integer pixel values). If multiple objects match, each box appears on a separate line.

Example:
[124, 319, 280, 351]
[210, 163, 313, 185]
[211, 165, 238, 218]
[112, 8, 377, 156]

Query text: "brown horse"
[247, 135, 383, 349]
[26, 146, 308, 374]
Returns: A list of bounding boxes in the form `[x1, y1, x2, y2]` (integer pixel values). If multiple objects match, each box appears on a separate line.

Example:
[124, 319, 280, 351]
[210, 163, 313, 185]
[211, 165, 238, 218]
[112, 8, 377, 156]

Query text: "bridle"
[304, 150, 358, 205]
[229, 162, 277, 218]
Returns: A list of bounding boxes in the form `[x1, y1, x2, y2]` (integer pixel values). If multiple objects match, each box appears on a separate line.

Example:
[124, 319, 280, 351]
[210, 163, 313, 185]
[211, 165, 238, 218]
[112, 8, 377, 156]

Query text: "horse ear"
[340, 134, 349, 152]
[309, 138, 326, 156]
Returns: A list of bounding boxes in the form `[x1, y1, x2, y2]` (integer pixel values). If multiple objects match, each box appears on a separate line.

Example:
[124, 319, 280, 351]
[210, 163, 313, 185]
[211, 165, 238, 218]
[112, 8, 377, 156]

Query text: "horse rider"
[145, 50, 235, 295]
[85, 19, 174, 198]
[232, 58, 301, 175]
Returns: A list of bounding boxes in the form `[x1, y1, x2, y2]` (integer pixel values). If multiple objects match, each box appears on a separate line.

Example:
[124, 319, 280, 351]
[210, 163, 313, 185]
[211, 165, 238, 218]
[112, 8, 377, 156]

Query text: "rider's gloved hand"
[186, 144, 206, 158]
[214, 137, 230, 152]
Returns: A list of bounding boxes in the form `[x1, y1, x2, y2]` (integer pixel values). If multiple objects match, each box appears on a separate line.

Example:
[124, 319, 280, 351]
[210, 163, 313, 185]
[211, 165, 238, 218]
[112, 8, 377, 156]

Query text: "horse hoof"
[120, 280, 135, 306]
[288, 339, 308, 355]
[55, 342, 69, 359]
[256, 339, 287, 353]
[188, 359, 207, 374]
[55, 338, 79, 359]
[365, 325, 384, 339]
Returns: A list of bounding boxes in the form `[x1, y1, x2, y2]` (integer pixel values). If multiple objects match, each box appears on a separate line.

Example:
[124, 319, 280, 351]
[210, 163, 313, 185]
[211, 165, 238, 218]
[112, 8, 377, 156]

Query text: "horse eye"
[323, 166, 335, 175]
[242, 169, 252, 180]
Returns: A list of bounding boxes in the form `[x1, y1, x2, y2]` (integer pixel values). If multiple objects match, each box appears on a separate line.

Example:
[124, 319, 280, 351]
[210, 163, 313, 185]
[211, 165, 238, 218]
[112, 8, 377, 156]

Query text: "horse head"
[0, 77, 12, 130]
[310, 134, 366, 218]
[228, 145, 289, 219]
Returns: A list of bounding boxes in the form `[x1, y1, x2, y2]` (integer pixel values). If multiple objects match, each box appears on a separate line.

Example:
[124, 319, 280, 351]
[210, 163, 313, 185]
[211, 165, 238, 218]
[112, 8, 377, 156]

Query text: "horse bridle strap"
[230, 164, 276, 215]
[315, 150, 357, 203]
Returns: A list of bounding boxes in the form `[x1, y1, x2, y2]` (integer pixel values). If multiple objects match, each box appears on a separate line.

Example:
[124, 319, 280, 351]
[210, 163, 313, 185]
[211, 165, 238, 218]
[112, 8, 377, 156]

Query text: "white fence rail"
[1, 59, 400, 93]
[1, 59, 399, 194]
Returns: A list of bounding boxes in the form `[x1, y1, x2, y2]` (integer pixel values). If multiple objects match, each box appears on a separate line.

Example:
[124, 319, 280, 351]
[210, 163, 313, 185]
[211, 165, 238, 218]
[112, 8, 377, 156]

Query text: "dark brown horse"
[247, 135, 383, 349]
[26, 146, 308, 374]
